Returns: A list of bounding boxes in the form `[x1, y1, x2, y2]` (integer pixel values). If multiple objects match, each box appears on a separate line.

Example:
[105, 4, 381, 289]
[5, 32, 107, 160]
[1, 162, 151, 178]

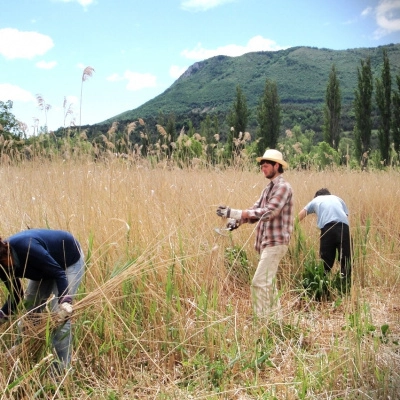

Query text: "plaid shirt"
[242, 175, 293, 253]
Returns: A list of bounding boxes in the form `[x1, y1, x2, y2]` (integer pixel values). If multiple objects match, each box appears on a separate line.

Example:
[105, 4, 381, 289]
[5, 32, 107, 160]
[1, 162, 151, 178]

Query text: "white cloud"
[182, 35, 286, 60]
[181, 0, 235, 12]
[36, 60, 58, 69]
[170, 65, 188, 79]
[0, 28, 54, 60]
[107, 71, 157, 91]
[0, 83, 35, 102]
[361, 6, 373, 17]
[374, 0, 400, 38]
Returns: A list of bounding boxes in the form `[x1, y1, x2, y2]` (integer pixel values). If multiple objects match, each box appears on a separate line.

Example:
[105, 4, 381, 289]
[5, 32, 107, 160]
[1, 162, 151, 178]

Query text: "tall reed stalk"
[0, 160, 399, 398]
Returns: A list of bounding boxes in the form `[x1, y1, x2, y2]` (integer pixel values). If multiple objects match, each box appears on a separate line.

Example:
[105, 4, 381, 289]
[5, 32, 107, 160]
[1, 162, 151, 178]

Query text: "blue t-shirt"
[0, 229, 82, 315]
[304, 195, 349, 229]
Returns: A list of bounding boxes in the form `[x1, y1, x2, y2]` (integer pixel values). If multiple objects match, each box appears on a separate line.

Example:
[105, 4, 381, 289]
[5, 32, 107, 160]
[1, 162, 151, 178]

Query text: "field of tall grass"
[0, 157, 399, 399]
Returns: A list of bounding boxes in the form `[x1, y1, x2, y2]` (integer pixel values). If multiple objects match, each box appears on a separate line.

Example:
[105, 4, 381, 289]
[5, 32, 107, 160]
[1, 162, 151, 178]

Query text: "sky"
[1, 0, 400, 134]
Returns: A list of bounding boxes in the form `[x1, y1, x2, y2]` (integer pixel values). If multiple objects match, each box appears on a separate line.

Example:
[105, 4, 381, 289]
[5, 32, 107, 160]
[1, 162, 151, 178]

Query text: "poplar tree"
[256, 79, 281, 154]
[392, 75, 400, 159]
[354, 57, 373, 170]
[226, 85, 250, 156]
[323, 65, 341, 150]
[375, 49, 392, 165]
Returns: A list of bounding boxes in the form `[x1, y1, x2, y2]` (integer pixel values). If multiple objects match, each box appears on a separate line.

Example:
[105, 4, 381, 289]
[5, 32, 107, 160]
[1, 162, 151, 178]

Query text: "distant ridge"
[102, 43, 400, 130]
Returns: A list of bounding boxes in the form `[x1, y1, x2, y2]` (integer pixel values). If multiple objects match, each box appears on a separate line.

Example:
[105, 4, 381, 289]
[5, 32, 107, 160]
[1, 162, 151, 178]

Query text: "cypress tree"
[375, 49, 392, 166]
[354, 57, 373, 170]
[323, 65, 341, 150]
[256, 79, 281, 154]
[392, 75, 400, 159]
[226, 85, 250, 156]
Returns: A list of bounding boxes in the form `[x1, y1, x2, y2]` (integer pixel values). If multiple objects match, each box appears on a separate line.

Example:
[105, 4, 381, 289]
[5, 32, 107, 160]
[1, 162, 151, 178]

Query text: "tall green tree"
[354, 57, 373, 170]
[0, 100, 24, 138]
[201, 114, 218, 163]
[323, 65, 341, 150]
[375, 49, 392, 166]
[392, 75, 400, 159]
[165, 114, 176, 158]
[256, 79, 281, 155]
[226, 85, 250, 156]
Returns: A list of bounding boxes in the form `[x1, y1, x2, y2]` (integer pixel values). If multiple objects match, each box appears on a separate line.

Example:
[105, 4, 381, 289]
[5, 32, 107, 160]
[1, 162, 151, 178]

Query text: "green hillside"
[102, 43, 400, 131]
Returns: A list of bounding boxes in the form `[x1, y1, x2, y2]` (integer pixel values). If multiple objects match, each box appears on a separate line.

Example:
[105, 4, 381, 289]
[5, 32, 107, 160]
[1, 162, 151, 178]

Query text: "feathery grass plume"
[79, 131, 88, 140]
[156, 124, 167, 136]
[63, 96, 74, 131]
[107, 121, 119, 139]
[79, 66, 95, 132]
[35, 94, 51, 130]
[126, 121, 136, 135]
[31, 117, 39, 137]
[18, 121, 28, 138]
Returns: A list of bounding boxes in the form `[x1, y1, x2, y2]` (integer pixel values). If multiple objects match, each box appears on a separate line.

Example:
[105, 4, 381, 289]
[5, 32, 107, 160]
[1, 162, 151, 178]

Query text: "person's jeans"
[251, 245, 288, 318]
[24, 254, 85, 368]
[320, 222, 351, 277]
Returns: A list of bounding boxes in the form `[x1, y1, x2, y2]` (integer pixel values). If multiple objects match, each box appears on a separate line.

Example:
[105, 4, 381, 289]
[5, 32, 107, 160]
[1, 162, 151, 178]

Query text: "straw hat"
[256, 149, 288, 169]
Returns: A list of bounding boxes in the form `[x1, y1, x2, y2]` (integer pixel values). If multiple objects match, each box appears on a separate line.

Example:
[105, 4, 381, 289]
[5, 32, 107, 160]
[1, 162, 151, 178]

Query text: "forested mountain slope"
[102, 43, 400, 132]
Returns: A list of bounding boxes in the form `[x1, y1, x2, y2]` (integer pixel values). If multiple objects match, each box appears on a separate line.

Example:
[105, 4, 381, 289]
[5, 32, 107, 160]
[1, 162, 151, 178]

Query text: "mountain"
[100, 43, 400, 133]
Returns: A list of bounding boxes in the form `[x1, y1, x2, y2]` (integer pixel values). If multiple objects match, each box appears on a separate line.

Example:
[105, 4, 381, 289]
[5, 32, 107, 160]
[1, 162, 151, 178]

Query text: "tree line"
[1, 50, 399, 170]
[225, 48, 400, 170]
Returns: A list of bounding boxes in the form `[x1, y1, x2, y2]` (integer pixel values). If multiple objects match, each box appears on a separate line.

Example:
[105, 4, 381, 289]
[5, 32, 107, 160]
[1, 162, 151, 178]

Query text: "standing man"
[0, 228, 85, 370]
[298, 188, 351, 279]
[216, 149, 293, 318]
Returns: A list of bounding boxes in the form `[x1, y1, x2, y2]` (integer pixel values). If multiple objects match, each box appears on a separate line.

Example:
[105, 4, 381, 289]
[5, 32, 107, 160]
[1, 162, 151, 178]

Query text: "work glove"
[57, 302, 73, 323]
[0, 310, 8, 325]
[216, 205, 242, 220]
[226, 218, 240, 231]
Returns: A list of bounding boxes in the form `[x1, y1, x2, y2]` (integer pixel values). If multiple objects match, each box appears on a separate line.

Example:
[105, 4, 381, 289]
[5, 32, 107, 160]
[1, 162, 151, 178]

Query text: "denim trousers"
[251, 245, 288, 317]
[24, 254, 85, 368]
[320, 222, 351, 277]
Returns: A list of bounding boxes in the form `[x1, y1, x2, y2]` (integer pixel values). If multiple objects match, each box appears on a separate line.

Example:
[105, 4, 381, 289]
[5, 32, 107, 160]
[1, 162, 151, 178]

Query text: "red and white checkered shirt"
[242, 175, 293, 253]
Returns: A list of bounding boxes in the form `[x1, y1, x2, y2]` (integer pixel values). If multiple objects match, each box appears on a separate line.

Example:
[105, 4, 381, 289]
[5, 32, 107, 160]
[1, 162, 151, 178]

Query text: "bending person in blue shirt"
[298, 188, 352, 279]
[0, 228, 85, 370]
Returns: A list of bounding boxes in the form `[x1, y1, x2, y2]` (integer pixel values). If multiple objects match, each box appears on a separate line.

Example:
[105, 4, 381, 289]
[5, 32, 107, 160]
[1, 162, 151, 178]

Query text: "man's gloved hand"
[0, 310, 8, 325]
[216, 205, 242, 220]
[57, 302, 73, 323]
[226, 218, 240, 231]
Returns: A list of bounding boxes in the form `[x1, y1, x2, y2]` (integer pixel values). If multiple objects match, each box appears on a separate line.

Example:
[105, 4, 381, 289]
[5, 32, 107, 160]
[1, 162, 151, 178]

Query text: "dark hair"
[314, 188, 331, 197]
[259, 160, 275, 166]
[259, 160, 284, 173]
[0, 240, 12, 269]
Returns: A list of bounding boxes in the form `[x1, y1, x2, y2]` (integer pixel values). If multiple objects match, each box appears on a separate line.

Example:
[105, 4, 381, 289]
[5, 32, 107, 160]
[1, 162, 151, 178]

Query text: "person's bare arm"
[298, 208, 307, 221]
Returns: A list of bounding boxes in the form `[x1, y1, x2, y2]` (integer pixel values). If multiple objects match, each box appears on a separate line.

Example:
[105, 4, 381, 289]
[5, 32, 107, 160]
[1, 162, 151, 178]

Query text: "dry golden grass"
[0, 159, 399, 399]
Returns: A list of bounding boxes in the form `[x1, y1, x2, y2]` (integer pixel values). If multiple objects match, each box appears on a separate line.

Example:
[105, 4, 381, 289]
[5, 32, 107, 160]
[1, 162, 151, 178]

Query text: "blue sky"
[1, 0, 400, 134]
